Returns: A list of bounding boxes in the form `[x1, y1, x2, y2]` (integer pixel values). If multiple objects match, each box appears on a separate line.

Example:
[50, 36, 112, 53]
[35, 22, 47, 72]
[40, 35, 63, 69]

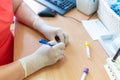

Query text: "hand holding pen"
[39, 35, 62, 47]
[39, 39, 54, 46]
[19, 38, 65, 77]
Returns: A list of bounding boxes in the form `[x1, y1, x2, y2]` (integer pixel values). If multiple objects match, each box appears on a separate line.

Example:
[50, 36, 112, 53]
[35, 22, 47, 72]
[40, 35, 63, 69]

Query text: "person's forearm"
[14, 1, 47, 32]
[0, 61, 25, 80]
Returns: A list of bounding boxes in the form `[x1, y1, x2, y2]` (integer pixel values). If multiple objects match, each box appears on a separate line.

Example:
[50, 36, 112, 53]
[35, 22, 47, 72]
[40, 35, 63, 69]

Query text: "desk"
[14, 0, 110, 80]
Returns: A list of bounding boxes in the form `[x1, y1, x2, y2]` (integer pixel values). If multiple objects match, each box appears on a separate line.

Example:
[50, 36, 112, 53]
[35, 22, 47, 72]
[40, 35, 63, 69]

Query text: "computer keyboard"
[35, 0, 76, 15]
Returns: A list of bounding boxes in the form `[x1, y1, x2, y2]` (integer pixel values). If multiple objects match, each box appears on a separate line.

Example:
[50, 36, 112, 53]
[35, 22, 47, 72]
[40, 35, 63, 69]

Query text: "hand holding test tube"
[85, 41, 91, 58]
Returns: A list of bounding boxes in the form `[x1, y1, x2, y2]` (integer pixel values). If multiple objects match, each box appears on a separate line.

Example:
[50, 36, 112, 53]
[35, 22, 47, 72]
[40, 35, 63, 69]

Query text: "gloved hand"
[33, 18, 69, 45]
[19, 41, 65, 77]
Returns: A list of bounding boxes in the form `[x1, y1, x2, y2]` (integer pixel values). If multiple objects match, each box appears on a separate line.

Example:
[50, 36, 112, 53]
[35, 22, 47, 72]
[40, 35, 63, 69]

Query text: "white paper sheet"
[82, 19, 110, 40]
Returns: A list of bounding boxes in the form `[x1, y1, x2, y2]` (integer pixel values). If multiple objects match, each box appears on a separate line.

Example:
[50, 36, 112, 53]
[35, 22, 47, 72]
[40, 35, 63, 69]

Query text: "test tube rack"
[104, 58, 120, 80]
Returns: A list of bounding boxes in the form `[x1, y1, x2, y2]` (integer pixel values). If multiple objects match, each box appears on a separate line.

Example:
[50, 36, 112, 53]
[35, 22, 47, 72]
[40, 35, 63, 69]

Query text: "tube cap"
[83, 68, 89, 74]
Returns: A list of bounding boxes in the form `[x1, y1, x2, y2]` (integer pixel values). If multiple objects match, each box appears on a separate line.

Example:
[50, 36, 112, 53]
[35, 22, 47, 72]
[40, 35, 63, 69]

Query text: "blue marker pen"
[39, 39, 54, 46]
[80, 68, 89, 80]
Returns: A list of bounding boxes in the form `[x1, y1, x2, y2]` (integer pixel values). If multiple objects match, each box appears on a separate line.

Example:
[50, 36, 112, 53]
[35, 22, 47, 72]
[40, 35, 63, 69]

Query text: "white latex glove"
[19, 41, 65, 77]
[33, 18, 69, 45]
[42, 25, 69, 44]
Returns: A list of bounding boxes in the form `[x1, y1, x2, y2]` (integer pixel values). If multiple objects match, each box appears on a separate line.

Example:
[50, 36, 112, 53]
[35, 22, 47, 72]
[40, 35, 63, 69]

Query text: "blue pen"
[39, 39, 54, 46]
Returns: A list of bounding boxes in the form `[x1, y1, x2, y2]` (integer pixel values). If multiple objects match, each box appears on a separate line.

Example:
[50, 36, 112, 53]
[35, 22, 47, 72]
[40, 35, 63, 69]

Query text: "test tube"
[80, 68, 89, 80]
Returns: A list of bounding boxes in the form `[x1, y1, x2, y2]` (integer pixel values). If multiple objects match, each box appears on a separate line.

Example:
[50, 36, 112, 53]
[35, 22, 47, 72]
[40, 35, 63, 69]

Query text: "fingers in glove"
[55, 31, 69, 45]
[47, 40, 57, 46]
[53, 42, 65, 50]
[63, 32, 69, 45]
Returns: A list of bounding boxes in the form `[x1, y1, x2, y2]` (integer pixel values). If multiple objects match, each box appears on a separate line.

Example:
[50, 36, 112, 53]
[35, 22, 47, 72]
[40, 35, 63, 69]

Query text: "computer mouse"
[38, 8, 57, 17]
